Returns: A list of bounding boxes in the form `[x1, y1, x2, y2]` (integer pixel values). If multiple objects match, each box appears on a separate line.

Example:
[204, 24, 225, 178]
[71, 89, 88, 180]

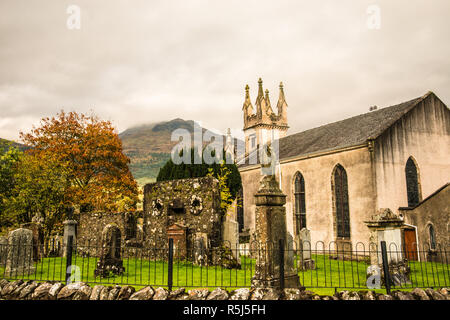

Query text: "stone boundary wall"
[0, 279, 448, 301]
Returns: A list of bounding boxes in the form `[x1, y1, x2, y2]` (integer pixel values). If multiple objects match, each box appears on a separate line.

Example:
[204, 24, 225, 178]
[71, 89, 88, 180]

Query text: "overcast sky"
[1, 0, 449, 142]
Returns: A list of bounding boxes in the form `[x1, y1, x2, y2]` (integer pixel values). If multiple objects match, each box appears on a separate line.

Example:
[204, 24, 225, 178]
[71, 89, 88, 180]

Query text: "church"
[237, 79, 450, 253]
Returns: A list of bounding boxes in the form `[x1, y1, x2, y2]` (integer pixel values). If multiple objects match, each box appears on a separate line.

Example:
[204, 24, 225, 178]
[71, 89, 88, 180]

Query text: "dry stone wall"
[0, 279, 448, 301]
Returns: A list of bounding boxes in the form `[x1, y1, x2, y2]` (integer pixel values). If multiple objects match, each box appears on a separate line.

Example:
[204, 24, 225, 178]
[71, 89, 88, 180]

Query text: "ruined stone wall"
[143, 177, 222, 249]
[78, 211, 140, 248]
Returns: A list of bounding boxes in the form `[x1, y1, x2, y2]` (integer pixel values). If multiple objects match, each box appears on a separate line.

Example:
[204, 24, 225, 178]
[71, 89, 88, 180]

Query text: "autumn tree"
[5, 152, 69, 237]
[20, 111, 139, 214]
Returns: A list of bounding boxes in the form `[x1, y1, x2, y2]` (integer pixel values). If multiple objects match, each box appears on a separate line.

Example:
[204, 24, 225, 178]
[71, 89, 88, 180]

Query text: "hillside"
[119, 119, 234, 186]
[0, 138, 28, 153]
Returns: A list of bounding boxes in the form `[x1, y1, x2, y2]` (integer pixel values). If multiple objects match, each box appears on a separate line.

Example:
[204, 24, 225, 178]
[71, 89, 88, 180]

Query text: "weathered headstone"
[63, 219, 78, 257]
[94, 224, 125, 277]
[5, 228, 36, 276]
[21, 222, 44, 262]
[296, 228, 315, 270]
[167, 223, 187, 260]
[193, 234, 207, 265]
[251, 174, 301, 289]
[223, 216, 240, 262]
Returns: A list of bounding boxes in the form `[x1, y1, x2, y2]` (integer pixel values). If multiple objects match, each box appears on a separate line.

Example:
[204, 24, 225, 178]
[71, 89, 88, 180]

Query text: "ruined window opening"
[405, 157, 420, 207]
[294, 172, 306, 235]
[334, 164, 350, 238]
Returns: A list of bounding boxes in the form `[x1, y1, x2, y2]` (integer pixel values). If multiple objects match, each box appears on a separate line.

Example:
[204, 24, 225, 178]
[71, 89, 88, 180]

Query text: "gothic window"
[405, 157, 420, 207]
[334, 164, 350, 238]
[429, 225, 436, 250]
[294, 172, 306, 234]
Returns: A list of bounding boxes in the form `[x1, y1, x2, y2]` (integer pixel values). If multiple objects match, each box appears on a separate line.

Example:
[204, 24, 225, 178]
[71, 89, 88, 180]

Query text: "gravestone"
[21, 222, 44, 262]
[223, 216, 240, 262]
[63, 219, 78, 257]
[94, 224, 125, 277]
[296, 228, 315, 270]
[5, 228, 36, 276]
[251, 174, 301, 289]
[0, 236, 7, 266]
[193, 234, 208, 265]
[167, 223, 187, 260]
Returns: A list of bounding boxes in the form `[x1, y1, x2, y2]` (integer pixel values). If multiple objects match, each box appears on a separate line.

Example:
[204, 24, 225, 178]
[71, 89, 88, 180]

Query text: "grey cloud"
[0, 0, 449, 141]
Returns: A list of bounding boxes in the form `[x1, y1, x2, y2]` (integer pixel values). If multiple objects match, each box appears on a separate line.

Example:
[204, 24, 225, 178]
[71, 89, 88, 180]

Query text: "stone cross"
[5, 228, 36, 276]
[251, 174, 300, 289]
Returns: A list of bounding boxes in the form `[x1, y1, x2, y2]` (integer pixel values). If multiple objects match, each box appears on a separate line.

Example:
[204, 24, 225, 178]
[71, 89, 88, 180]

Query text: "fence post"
[65, 235, 73, 284]
[380, 241, 391, 295]
[168, 238, 174, 292]
[279, 239, 285, 291]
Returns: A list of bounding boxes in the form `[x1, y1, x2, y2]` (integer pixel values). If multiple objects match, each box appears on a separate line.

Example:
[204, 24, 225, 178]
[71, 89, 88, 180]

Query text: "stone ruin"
[4, 228, 36, 276]
[143, 176, 240, 268]
[94, 224, 125, 277]
[365, 208, 411, 286]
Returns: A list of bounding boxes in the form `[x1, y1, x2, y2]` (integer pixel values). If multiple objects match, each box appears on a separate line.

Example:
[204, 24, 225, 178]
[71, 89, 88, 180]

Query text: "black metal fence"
[0, 237, 448, 294]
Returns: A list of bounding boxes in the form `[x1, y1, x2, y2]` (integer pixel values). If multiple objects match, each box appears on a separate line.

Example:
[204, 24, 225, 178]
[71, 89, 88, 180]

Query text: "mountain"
[119, 118, 235, 186]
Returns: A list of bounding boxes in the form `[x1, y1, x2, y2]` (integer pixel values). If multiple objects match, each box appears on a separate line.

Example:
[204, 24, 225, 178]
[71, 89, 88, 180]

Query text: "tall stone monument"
[5, 228, 36, 276]
[63, 207, 77, 257]
[251, 174, 300, 289]
[365, 208, 410, 285]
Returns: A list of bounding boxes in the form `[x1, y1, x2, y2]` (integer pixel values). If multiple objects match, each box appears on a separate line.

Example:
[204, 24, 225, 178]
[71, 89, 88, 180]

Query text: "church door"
[403, 229, 418, 261]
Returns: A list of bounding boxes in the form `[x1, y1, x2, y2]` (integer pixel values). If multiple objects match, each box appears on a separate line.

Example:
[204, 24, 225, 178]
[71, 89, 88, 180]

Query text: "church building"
[238, 79, 450, 252]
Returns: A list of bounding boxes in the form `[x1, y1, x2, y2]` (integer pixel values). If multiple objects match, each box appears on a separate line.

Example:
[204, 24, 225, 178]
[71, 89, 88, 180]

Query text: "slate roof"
[240, 92, 433, 167]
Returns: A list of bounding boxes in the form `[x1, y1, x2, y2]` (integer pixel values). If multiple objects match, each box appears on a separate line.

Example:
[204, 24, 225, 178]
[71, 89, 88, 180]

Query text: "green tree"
[156, 147, 242, 202]
[0, 142, 23, 231]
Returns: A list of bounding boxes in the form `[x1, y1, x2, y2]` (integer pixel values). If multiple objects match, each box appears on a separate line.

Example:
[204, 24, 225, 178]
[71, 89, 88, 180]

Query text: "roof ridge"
[280, 93, 428, 143]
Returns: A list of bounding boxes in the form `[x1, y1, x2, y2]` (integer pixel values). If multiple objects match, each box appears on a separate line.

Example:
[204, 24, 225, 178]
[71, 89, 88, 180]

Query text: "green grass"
[1, 254, 448, 296]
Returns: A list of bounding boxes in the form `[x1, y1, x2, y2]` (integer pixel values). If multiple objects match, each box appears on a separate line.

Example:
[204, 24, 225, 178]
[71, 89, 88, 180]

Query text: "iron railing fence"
[0, 236, 448, 294]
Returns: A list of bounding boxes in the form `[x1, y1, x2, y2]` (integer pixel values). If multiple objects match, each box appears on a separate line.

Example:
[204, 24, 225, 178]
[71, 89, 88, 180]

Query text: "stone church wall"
[240, 146, 376, 249]
[374, 94, 450, 213]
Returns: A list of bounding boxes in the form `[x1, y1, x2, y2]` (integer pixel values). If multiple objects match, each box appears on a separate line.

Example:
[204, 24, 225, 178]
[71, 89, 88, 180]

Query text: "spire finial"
[279, 82, 284, 91]
[265, 89, 269, 98]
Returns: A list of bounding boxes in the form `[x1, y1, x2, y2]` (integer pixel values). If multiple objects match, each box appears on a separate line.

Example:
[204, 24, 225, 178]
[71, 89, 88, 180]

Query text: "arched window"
[405, 157, 420, 207]
[429, 225, 436, 250]
[333, 164, 350, 238]
[294, 172, 306, 234]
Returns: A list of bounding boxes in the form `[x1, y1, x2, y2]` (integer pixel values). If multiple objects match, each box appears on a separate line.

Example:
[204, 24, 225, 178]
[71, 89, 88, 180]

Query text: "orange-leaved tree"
[20, 111, 139, 213]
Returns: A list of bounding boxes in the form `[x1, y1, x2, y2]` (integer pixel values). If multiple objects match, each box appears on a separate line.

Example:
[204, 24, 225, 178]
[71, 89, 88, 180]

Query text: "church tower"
[242, 78, 289, 157]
